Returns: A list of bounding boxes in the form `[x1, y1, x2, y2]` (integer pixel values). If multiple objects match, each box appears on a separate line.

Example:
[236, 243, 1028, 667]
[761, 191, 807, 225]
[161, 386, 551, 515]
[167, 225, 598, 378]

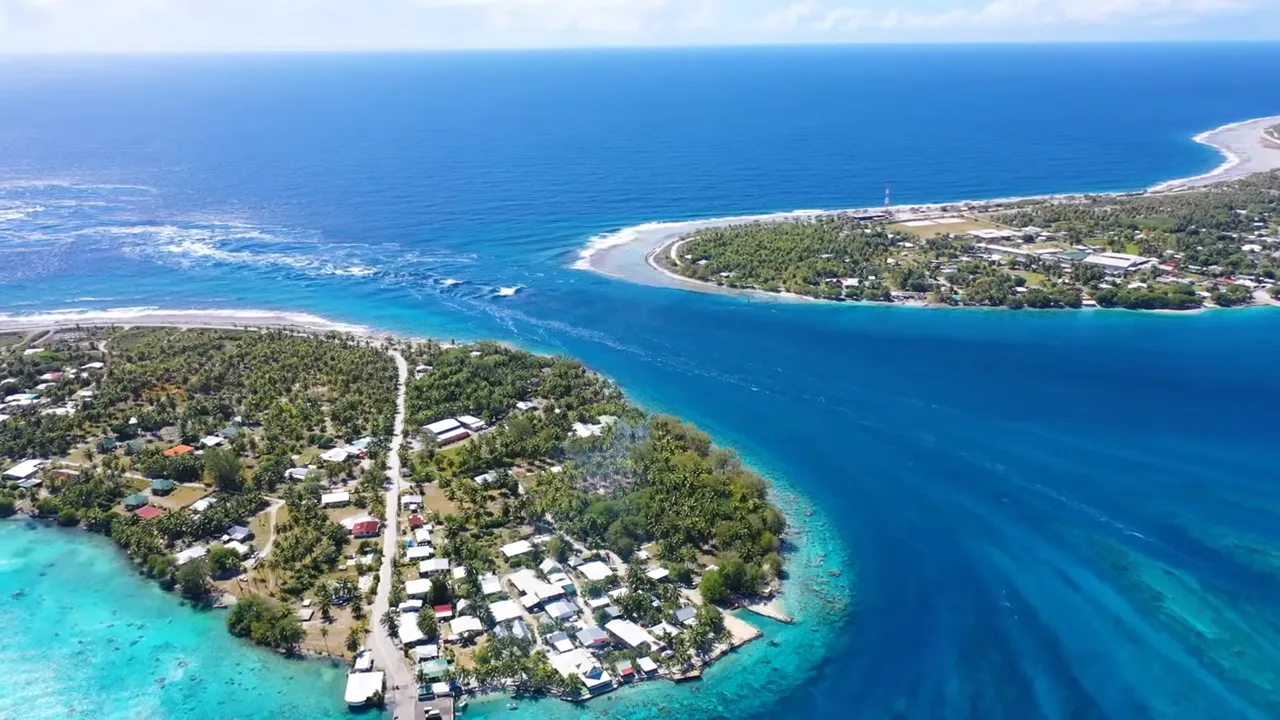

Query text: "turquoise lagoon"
[0, 521, 355, 720]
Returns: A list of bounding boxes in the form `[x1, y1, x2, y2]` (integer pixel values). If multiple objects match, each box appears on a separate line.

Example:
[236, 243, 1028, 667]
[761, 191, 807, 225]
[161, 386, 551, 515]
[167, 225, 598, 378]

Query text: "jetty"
[744, 597, 794, 624]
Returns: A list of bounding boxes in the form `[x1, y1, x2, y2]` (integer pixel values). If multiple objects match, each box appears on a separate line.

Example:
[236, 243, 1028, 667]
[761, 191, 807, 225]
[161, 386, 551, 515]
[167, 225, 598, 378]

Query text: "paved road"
[370, 349, 417, 718]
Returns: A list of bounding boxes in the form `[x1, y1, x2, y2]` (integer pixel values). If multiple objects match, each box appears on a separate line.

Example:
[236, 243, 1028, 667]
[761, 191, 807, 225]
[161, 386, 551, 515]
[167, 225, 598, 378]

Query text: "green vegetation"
[226, 595, 305, 653]
[536, 417, 785, 578]
[668, 217, 898, 299]
[0, 327, 398, 653]
[993, 173, 1280, 276]
[469, 634, 586, 697]
[263, 484, 354, 596]
[402, 341, 786, 607]
[664, 171, 1280, 310]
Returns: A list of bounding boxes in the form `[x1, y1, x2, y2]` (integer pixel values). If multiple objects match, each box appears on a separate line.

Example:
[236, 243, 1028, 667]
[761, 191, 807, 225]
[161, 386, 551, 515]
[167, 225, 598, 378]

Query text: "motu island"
[655, 171, 1280, 311]
[0, 326, 788, 716]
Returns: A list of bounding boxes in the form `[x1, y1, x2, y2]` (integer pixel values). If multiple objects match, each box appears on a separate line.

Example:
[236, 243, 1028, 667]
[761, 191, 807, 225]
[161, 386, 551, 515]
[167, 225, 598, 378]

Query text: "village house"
[405, 579, 433, 598]
[419, 558, 451, 576]
[500, 539, 533, 559]
[575, 627, 611, 649]
[351, 519, 381, 539]
[226, 525, 253, 543]
[175, 546, 209, 566]
[164, 444, 195, 458]
[3, 459, 42, 482]
[578, 561, 614, 582]
[320, 490, 351, 507]
[605, 619, 664, 653]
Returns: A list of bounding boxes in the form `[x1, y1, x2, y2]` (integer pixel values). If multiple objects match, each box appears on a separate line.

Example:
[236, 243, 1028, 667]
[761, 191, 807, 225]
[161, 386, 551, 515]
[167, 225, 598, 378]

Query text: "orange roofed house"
[164, 445, 195, 458]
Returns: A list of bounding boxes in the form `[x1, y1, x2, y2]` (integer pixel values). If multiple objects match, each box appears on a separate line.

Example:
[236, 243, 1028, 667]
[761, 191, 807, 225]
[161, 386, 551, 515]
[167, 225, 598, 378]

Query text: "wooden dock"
[414, 695, 454, 720]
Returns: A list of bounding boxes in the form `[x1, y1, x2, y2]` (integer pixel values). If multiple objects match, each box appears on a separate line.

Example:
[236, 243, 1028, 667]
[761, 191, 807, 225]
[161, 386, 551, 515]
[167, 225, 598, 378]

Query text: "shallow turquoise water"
[0, 520, 357, 720]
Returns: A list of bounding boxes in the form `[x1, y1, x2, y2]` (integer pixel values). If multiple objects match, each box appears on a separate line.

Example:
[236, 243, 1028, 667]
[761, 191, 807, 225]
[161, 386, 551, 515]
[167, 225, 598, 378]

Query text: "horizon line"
[2, 38, 1279, 57]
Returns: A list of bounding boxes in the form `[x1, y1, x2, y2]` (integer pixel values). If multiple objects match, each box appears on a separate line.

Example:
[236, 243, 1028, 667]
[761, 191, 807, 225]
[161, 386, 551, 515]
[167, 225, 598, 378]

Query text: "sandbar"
[0, 307, 369, 335]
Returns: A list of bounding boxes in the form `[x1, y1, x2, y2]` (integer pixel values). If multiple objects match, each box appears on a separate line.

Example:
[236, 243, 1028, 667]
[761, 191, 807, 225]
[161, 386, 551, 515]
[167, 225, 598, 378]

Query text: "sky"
[0, 0, 1277, 53]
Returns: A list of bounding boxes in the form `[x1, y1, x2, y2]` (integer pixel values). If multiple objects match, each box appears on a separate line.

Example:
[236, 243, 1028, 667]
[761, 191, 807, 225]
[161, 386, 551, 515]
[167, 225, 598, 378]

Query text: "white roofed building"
[549, 649, 613, 696]
[480, 573, 503, 596]
[605, 619, 664, 652]
[320, 448, 350, 463]
[490, 599, 522, 623]
[405, 545, 435, 562]
[175, 546, 209, 566]
[425, 418, 462, 436]
[436, 427, 471, 446]
[451, 615, 484, 636]
[544, 600, 577, 621]
[419, 558, 451, 575]
[399, 615, 426, 646]
[578, 561, 613, 582]
[344, 672, 384, 708]
[405, 578, 434, 597]
[501, 540, 533, 558]
[320, 491, 351, 507]
[3, 459, 43, 480]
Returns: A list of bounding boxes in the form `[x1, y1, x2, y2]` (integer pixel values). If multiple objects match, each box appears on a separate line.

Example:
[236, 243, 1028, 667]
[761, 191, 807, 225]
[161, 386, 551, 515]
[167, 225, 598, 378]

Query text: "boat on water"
[497, 286, 520, 297]
[440, 278, 464, 286]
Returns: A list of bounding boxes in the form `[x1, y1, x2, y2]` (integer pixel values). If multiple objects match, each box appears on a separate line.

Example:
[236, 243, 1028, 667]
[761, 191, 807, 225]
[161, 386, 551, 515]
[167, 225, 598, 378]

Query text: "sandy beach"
[0, 307, 370, 335]
[1150, 115, 1280, 191]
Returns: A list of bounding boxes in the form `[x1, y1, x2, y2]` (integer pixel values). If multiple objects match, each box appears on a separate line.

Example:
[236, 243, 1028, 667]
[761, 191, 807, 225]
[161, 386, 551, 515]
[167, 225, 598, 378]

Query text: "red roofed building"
[135, 505, 164, 520]
[351, 520, 381, 538]
[434, 604, 454, 619]
[407, 514, 425, 529]
[164, 444, 195, 458]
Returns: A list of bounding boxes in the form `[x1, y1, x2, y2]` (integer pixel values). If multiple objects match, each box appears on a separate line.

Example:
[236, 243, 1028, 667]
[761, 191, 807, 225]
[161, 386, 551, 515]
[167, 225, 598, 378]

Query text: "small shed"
[123, 494, 149, 511]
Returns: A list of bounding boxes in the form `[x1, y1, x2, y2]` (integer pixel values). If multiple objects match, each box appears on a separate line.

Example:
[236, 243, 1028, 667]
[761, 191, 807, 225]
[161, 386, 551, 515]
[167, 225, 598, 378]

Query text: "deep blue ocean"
[3, 44, 1280, 720]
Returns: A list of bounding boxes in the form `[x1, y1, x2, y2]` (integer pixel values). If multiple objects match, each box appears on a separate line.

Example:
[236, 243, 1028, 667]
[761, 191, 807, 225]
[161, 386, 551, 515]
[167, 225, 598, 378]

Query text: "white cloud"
[415, 0, 674, 34]
[0, 0, 1271, 51]
[766, 0, 1256, 33]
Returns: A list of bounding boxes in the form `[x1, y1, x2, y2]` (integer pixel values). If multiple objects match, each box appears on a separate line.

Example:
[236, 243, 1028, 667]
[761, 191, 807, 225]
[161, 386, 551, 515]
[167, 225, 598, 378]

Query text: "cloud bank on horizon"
[0, 0, 1275, 52]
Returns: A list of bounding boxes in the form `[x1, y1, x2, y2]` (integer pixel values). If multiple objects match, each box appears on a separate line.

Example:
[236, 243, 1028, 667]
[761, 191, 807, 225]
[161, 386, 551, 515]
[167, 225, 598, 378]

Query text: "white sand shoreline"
[1151, 115, 1280, 191]
[577, 115, 1280, 289]
[0, 307, 371, 335]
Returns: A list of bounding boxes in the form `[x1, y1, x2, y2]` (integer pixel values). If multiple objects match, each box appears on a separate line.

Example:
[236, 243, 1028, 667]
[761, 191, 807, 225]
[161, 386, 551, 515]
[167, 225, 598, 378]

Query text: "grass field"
[150, 484, 209, 510]
[890, 218, 1003, 238]
[1009, 270, 1048, 287]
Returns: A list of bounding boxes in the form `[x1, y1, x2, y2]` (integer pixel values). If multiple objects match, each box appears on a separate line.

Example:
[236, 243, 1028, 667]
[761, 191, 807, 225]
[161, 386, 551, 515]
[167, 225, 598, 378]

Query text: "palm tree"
[319, 626, 330, 653]
[316, 584, 333, 620]
[381, 609, 399, 638]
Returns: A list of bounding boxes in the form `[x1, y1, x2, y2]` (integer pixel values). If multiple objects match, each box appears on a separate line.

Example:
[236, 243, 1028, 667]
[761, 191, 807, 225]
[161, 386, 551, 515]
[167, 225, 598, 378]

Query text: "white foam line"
[0, 307, 370, 335]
